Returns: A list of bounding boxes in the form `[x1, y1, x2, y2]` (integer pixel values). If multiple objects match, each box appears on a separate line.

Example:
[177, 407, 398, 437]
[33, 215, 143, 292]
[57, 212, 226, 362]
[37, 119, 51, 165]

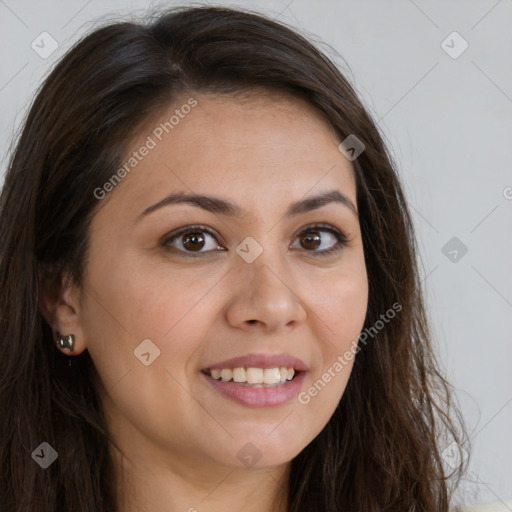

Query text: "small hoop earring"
[56, 332, 75, 352]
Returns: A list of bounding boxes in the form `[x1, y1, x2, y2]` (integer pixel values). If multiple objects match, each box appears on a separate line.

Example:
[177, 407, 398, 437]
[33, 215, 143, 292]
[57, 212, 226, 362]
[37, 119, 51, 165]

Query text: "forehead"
[102, 90, 357, 218]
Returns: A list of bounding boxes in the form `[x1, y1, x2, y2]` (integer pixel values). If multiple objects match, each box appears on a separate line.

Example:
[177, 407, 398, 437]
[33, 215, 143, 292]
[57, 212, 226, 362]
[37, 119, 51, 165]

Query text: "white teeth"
[246, 367, 264, 384]
[263, 368, 281, 384]
[232, 367, 247, 382]
[220, 369, 232, 382]
[206, 366, 296, 385]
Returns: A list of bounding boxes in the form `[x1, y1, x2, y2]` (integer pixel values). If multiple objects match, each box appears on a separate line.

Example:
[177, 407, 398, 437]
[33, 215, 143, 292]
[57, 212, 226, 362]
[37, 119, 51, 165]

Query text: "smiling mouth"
[200, 366, 307, 407]
[201, 367, 300, 386]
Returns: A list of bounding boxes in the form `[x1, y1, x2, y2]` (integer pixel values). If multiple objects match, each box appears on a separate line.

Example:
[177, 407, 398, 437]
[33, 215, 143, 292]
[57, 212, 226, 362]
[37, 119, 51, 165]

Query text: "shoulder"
[457, 502, 512, 512]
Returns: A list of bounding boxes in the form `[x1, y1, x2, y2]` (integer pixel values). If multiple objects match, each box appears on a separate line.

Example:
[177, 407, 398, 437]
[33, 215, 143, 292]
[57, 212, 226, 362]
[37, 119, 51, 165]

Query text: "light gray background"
[1, 0, 511, 508]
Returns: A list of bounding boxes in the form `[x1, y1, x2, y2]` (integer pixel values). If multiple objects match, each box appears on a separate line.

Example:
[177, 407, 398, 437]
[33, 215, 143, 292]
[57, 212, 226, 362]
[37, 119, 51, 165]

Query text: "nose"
[224, 252, 308, 333]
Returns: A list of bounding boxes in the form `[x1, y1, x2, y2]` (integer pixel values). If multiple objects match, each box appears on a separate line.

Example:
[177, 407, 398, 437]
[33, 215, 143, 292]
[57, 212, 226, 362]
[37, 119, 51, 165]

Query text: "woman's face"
[71, 90, 368, 472]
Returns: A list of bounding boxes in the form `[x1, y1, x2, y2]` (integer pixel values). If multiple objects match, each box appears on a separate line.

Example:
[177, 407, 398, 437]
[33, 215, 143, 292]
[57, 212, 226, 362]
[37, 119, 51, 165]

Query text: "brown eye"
[292, 224, 348, 257]
[163, 225, 223, 256]
[300, 231, 321, 251]
[182, 232, 206, 252]
[162, 223, 347, 258]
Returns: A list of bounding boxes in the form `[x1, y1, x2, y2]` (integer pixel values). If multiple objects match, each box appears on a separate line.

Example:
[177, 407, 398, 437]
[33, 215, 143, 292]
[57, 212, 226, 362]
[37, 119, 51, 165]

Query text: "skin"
[44, 89, 368, 512]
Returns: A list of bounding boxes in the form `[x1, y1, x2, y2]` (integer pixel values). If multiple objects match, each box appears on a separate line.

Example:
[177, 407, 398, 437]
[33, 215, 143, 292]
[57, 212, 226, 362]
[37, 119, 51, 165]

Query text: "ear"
[39, 270, 87, 356]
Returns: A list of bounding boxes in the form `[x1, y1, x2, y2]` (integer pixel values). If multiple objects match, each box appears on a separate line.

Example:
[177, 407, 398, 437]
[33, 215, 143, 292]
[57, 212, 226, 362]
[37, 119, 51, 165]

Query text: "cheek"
[332, 275, 368, 340]
[80, 258, 216, 442]
[84, 255, 225, 382]
[88, 249, 219, 336]
[301, 266, 368, 416]
[311, 264, 369, 348]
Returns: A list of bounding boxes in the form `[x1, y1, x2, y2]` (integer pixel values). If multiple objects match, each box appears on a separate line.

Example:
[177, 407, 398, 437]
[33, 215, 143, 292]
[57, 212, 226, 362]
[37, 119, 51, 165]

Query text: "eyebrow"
[137, 189, 358, 221]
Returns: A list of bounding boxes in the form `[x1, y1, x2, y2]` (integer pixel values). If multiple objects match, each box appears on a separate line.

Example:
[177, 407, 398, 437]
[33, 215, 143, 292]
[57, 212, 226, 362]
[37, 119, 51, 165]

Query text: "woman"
[0, 5, 468, 511]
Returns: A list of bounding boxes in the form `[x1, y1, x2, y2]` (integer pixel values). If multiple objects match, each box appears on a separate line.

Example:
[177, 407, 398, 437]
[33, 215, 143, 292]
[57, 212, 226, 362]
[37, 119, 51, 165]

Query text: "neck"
[111, 443, 290, 512]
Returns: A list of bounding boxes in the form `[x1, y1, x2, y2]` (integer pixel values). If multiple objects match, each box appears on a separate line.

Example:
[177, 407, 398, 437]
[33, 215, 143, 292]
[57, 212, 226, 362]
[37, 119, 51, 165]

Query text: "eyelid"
[161, 222, 349, 256]
[293, 223, 349, 257]
[161, 224, 224, 255]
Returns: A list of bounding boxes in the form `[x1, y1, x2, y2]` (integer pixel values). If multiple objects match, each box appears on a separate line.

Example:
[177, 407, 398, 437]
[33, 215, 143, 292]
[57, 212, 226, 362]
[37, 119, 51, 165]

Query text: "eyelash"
[161, 223, 348, 258]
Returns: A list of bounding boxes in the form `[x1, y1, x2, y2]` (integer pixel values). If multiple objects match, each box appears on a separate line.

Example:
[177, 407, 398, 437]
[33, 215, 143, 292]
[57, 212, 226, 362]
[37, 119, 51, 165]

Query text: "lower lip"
[200, 371, 307, 407]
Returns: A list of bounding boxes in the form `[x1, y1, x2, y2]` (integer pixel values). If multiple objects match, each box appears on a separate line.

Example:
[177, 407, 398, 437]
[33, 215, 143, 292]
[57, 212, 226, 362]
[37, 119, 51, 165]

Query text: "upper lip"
[202, 353, 308, 372]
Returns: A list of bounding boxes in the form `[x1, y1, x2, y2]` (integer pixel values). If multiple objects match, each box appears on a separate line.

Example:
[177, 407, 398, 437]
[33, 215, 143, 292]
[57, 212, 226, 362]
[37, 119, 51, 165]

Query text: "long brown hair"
[0, 5, 468, 511]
